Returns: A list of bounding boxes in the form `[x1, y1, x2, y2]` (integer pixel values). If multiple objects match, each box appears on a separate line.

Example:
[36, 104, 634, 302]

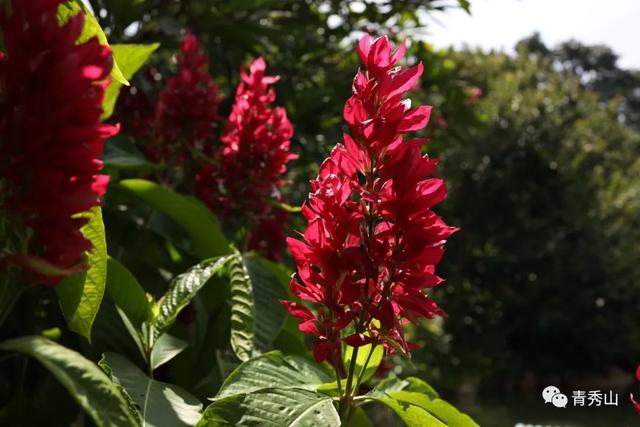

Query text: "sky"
[423, 0, 640, 69]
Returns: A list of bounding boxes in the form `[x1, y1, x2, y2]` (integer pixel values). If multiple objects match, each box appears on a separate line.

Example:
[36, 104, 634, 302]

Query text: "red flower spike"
[195, 58, 296, 261]
[0, 0, 115, 286]
[150, 32, 221, 167]
[283, 35, 456, 363]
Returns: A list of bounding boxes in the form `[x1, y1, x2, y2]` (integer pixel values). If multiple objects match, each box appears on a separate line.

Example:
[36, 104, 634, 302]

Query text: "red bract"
[149, 32, 221, 167]
[283, 35, 457, 363]
[0, 0, 115, 285]
[195, 58, 296, 260]
[631, 365, 640, 415]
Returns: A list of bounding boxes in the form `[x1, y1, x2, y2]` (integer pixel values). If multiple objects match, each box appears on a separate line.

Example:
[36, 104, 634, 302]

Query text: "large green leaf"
[388, 391, 479, 427]
[100, 352, 202, 427]
[245, 256, 288, 352]
[344, 341, 383, 386]
[106, 257, 151, 329]
[228, 253, 254, 362]
[215, 351, 331, 399]
[0, 336, 139, 427]
[102, 43, 160, 119]
[56, 206, 108, 340]
[197, 388, 339, 427]
[372, 397, 446, 427]
[116, 179, 231, 259]
[57, 1, 128, 85]
[154, 256, 231, 339]
[369, 376, 438, 400]
[228, 254, 288, 362]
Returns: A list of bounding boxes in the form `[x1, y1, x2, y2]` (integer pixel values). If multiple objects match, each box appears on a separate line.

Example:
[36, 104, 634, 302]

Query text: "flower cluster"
[148, 32, 222, 167]
[282, 35, 457, 363]
[195, 58, 296, 260]
[0, 0, 115, 285]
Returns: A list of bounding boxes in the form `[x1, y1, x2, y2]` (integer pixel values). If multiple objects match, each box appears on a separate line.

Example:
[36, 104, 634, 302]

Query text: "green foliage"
[103, 43, 160, 119]
[228, 253, 255, 362]
[106, 257, 152, 329]
[198, 388, 340, 427]
[154, 256, 231, 340]
[215, 351, 331, 399]
[100, 352, 202, 427]
[150, 333, 188, 370]
[372, 397, 446, 427]
[0, 336, 139, 427]
[115, 179, 231, 258]
[228, 254, 288, 362]
[344, 341, 384, 385]
[56, 207, 107, 340]
[389, 391, 479, 427]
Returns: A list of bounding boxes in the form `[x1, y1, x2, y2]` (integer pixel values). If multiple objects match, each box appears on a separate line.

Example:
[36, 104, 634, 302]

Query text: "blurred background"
[92, 0, 640, 425]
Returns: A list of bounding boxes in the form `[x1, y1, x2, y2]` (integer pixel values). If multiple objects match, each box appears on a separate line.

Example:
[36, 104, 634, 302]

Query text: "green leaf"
[244, 256, 288, 352]
[56, 207, 107, 340]
[116, 179, 231, 259]
[0, 336, 139, 427]
[457, 0, 471, 14]
[389, 391, 479, 427]
[228, 254, 288, 362]
[154, 256, 231, 339]
[228, 253, 254, 362]
[102, 43, 160, 119]
[404, 377, 439, 399]
[344, 341, 384, 385]
[102, 136, 155, 170]
[150, 333, 188, 370]
[369, 376, 438, 400]
[215, 351, 331, 399]
[372, 397, 446, 427]
[100, 352, 202, 427]
[57, 1, 128, 85]
[106, 257, 151, 329]
[348, 408, 373, 427]
[197, 388, 339, 427]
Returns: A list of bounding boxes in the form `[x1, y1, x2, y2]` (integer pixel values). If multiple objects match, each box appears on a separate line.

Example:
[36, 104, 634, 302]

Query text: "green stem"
[333, 357, 343, 396]
[354, 344, 376, 393]
[339, 346, 360, 421]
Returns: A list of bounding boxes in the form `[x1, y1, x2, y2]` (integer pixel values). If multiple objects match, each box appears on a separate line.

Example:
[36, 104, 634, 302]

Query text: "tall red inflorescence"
[282, 35, 457, 364]
[195, 58, 296, 260]
[149, 32, 221, 166]
[0, 0, 116, 285]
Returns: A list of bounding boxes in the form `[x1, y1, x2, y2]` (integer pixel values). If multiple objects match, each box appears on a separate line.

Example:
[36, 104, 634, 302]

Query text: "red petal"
[280, 300, 315, 321]
[357, 35, 371, 65]
[398, 105, 432, 133]
[343, 333, 374, 347]
[299, 319, 321, 335]
[631, 393, 640, 415]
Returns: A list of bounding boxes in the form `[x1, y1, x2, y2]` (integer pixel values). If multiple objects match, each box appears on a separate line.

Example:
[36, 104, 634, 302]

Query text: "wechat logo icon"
[542, 385, 568, 408]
